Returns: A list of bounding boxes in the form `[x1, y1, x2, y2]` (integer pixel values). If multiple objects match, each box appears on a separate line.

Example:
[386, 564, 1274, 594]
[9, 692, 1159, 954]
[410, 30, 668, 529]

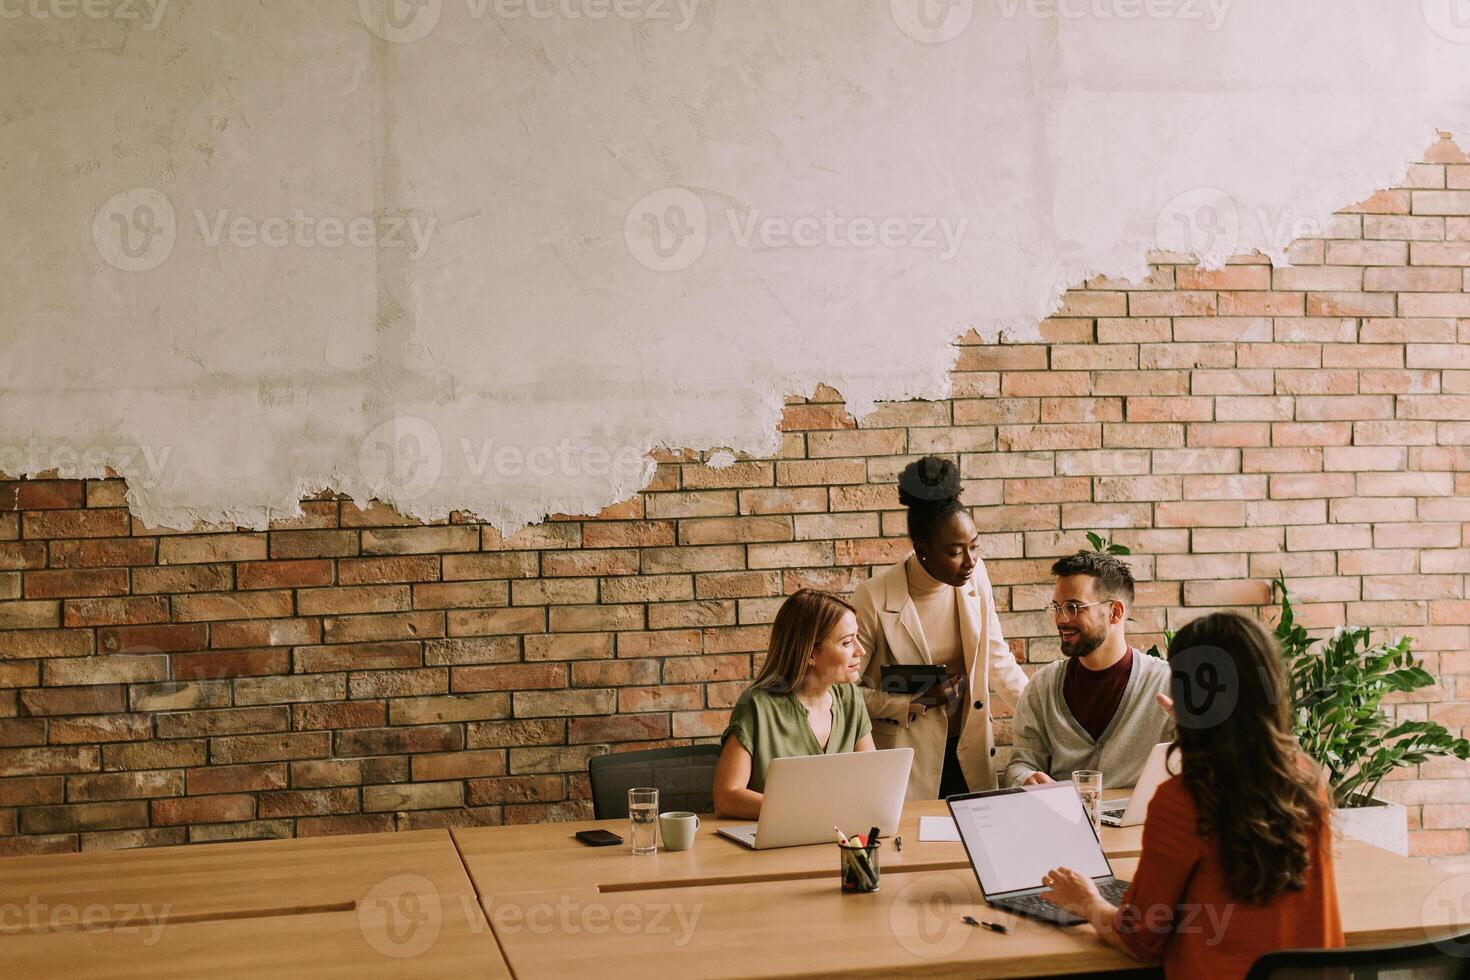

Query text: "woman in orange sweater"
[1041, 611, 1344, 978]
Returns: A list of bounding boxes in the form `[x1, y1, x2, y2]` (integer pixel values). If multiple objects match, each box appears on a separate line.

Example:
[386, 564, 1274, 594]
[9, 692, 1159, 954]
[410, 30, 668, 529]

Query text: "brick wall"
[3, 137, 1469, 863]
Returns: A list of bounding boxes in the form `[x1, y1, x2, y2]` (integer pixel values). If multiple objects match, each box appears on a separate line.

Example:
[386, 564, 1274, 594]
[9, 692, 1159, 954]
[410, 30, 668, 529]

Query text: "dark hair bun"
[897, 456, 962, 507]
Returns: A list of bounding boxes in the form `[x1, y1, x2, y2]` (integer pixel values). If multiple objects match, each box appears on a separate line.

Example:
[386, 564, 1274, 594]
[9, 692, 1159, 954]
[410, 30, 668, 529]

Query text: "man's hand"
[1156, 692, 1175, 720]
[1022, 771, 1054, 786]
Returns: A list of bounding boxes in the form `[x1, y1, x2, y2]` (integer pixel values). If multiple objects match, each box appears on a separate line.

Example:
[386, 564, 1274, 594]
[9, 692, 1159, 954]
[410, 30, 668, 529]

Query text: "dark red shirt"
[1063, 647, 1133, 741]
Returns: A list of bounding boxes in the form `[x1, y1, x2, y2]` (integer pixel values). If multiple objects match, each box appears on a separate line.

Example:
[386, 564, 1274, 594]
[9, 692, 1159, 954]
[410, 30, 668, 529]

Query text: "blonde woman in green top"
[713, 589, 875, 820]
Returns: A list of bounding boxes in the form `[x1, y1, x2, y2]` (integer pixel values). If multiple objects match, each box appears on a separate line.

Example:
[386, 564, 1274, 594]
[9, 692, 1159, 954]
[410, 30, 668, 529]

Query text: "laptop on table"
[1101, 741, 1179, 828]
[948, 781, 1131, 926]
[717, 748, 913, 850]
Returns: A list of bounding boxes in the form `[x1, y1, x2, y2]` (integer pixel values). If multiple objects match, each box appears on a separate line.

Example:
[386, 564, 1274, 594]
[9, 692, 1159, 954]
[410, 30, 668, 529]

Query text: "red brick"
[0, 629, 93, 659]
[270, 529, 361, 559]
[237, 560, 334, 590]
[158, 533, 267, 564]
[209, 732, 330, 764]
[173, 648, 290, 680]
[211, 618, 320, 648]
[61, 596, 166, 627]
[292, 700, 387, 731]
[99, 623, 207, 655]
[340, 555, 443, 584]
[151, 795, 256, 825]
[335, 725, 463, 756]
[24, 568, 130, 599]
[258, 788, 359, 818]
[131, 564, 233, 594]
[22, 801, 148, 834]
[467, 775, 565, 805]
[48, 714, 153, 744]
[452, 663, 567, 692]
[24, 509, 131, 539]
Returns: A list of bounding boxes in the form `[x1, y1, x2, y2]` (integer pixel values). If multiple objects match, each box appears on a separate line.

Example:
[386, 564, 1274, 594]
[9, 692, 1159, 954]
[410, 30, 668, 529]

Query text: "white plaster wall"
[1, 0, 1467, 530]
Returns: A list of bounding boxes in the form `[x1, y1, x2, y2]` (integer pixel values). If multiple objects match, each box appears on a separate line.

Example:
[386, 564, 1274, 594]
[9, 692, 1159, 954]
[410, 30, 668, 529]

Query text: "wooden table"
[452, 796, 1145, 896]
[7, 798, 1466, 978]
[457, 809, 1470, 979]
[1, 830, 510, 978]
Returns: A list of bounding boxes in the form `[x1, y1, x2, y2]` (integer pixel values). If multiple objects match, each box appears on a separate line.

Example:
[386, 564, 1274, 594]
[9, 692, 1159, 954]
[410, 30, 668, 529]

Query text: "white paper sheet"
[918, 815, 961, 842]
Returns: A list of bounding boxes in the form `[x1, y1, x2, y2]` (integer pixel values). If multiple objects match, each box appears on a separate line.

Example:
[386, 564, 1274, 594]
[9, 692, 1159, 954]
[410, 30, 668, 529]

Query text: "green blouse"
[721, 683, 873, 792]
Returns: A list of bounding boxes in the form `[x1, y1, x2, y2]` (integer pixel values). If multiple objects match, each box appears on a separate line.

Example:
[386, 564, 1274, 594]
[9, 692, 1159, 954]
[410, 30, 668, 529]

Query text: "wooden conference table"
[4, 796, 1468, 978]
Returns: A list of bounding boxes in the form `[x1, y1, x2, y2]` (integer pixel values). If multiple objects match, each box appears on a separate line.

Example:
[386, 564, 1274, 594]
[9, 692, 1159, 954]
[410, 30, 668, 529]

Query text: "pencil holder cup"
[838, 840, 881, 893]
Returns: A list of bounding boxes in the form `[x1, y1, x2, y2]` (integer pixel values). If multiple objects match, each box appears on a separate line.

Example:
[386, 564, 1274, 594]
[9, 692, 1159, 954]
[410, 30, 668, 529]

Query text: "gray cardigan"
[1003, 649, 1174, 789]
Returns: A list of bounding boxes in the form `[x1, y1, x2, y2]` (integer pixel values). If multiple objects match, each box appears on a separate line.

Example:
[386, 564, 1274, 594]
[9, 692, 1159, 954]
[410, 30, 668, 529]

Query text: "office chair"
[588, 744, 723, 819]
[1245, 930, 1470, 979]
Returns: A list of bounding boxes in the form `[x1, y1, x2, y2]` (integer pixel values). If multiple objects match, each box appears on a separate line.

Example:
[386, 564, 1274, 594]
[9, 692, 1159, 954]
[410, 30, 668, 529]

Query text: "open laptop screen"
[949, 782, 1113, 898]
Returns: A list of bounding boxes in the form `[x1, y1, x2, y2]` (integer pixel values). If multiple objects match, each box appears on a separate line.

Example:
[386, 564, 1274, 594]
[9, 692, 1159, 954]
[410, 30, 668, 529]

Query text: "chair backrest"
[588, 744, 723, 820]
[1245, 932, 1470, 980]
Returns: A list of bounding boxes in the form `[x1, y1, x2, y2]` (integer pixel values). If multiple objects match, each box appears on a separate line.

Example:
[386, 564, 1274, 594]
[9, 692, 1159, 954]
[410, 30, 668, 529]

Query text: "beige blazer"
[853, 555, 1029, 800]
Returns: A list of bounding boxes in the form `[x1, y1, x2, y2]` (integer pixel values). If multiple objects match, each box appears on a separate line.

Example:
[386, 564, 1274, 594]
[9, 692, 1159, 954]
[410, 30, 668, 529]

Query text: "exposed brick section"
[2, 147, 1470, 858]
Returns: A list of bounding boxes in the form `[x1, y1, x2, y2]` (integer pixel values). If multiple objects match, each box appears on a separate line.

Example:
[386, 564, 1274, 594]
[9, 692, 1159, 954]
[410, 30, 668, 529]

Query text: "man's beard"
[1059, 624, 1106, 659]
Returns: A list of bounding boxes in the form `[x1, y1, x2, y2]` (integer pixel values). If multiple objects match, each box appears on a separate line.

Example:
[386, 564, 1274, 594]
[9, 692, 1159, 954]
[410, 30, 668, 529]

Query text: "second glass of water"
[628, 787, 659, 854]
[1073, 770, 1103, 836]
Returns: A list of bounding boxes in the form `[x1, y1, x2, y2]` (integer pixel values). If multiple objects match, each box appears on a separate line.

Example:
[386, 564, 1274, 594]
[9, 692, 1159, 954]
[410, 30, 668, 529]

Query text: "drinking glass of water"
[628, 787, 659, 855]
[1073, 770, 1103, 837]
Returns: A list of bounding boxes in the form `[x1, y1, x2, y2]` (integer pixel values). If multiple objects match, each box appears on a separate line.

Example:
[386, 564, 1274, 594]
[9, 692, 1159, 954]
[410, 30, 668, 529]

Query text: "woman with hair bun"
[852, 456, 1029, 799]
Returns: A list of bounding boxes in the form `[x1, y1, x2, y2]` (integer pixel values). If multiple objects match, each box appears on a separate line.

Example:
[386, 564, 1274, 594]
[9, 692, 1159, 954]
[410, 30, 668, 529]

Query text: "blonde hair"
[750, 589, 857, 695]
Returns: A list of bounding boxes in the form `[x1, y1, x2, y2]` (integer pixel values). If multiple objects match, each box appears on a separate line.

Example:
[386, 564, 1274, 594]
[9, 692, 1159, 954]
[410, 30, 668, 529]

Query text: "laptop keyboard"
[994, 879, 1131, 926]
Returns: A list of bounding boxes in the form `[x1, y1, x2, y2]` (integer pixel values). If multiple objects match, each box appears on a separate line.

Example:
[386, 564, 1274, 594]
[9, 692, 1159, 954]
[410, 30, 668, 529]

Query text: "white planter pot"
[1331, 799, 1409, 856]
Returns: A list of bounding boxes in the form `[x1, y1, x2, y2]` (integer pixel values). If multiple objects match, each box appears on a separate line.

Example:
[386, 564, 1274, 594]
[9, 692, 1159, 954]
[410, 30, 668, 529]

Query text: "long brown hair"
[749, 589, 856, 696]
[1167, 611, 1328, 905]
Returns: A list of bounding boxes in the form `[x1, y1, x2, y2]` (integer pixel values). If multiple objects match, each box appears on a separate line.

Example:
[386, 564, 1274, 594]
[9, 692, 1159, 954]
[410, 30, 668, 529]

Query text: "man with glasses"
[1003, 551, 1172, 789]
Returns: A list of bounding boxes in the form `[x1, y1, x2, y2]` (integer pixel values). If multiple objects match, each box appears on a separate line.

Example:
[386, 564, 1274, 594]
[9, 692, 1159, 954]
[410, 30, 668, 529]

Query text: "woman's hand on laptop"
[1022, 772, 1054, 786]
[1040, 866, 1101, 918]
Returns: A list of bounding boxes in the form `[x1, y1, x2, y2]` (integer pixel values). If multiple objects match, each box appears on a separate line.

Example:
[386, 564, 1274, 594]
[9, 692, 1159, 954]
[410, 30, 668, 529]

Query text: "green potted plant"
[1274, 574, 1469, 855]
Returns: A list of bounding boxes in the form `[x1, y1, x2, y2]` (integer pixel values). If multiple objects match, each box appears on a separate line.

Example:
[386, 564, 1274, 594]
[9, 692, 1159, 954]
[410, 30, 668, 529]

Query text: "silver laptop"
[717, 748, 913, 850]
[1100, 741, 1179, 828]
[948, 781, 1130, 926]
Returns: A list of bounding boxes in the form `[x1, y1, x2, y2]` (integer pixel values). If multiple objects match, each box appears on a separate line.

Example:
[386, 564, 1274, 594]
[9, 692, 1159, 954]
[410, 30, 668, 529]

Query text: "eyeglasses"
[1048, 599, 1113, 621]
